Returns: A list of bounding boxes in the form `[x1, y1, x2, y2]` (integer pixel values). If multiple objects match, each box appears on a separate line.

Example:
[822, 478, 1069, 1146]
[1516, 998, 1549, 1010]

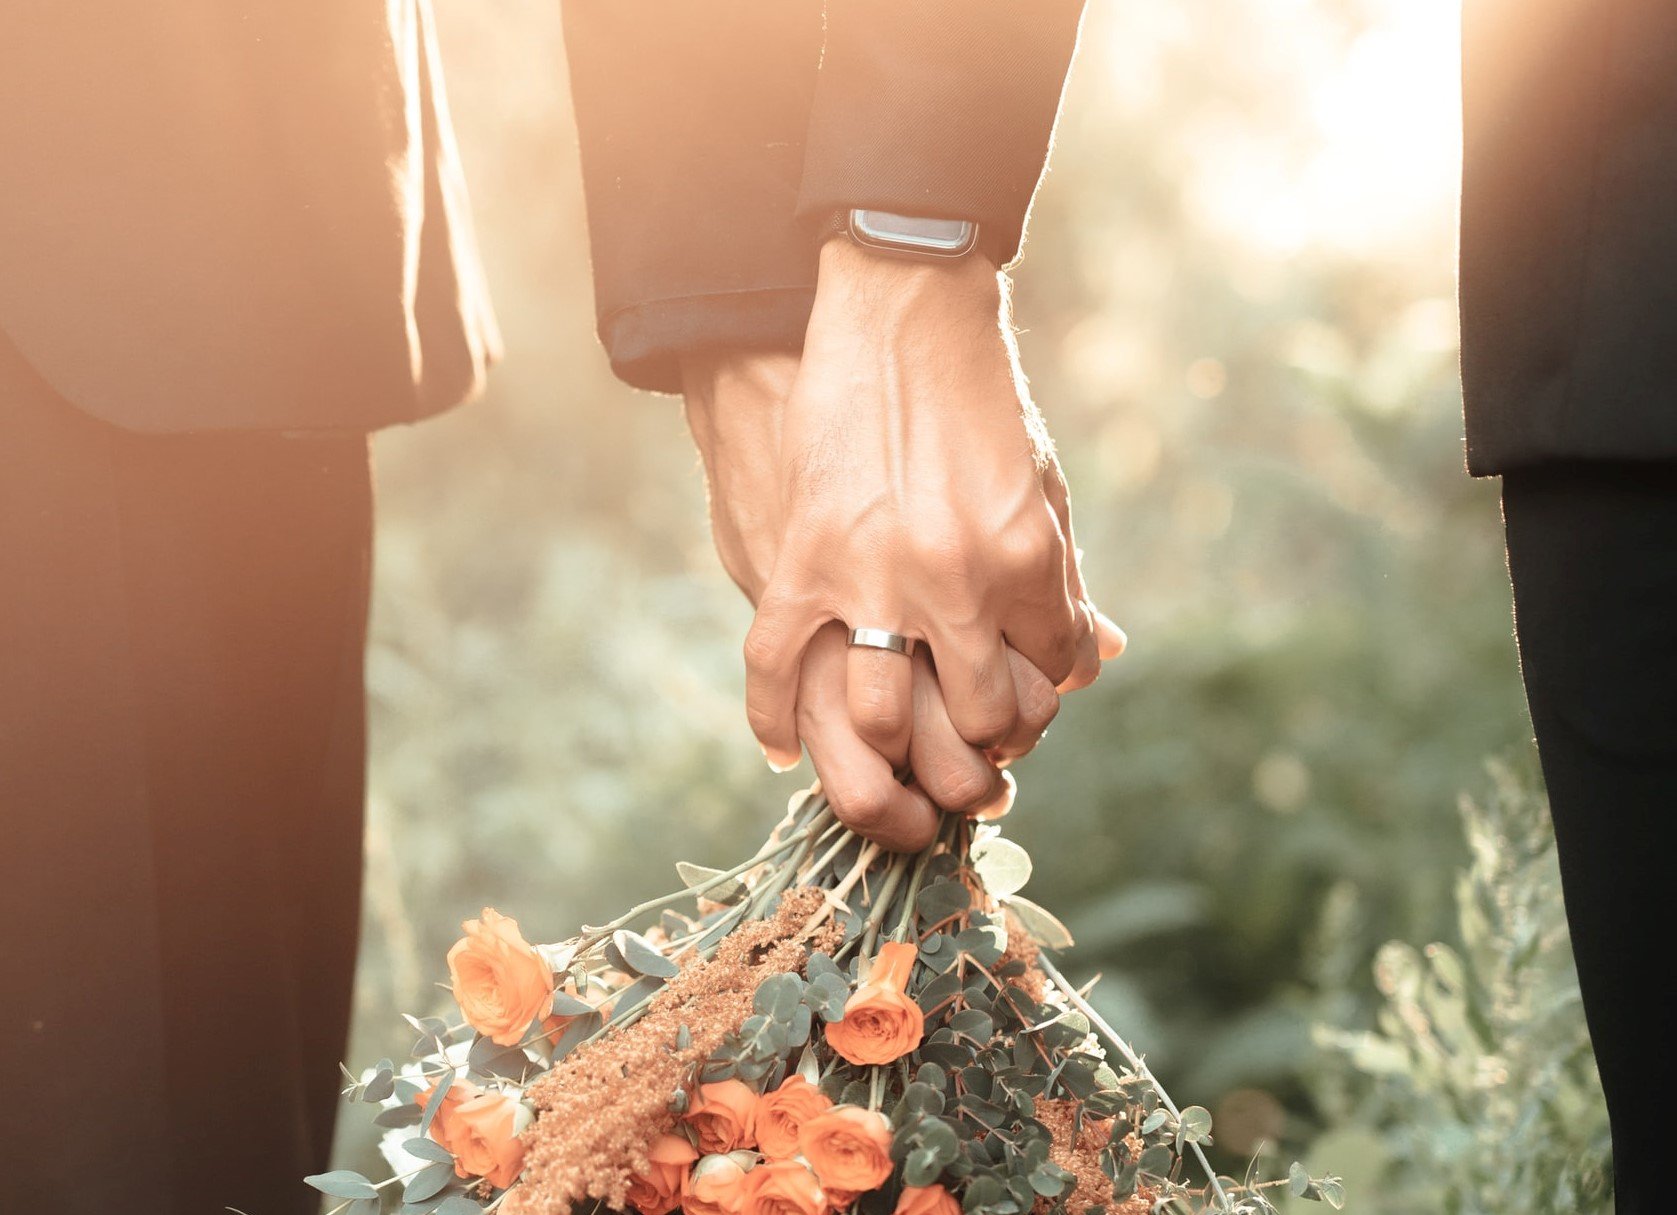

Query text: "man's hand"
[794, 623, 1051, 851]
[740, 239, 1122, 771]
[681, 346, 1069, 847]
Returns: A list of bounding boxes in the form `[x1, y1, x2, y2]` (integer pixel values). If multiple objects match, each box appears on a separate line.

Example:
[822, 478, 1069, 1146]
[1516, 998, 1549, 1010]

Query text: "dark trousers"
[1504, 461, 1677, 1215]
[0, 333, 372, 1215]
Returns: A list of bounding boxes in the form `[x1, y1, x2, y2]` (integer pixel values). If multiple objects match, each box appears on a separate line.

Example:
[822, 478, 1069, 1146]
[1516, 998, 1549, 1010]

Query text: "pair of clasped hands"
[680, 239, 1126, 851]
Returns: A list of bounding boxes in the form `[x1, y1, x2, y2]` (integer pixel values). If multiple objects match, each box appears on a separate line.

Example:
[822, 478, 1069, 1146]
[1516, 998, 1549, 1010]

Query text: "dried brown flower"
[1032, 1099, 1155, 1215]
[508, 889, 841, 1215]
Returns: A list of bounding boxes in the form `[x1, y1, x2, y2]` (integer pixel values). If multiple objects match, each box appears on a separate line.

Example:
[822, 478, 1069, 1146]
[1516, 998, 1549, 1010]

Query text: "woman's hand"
[739, 239, 1123, 771]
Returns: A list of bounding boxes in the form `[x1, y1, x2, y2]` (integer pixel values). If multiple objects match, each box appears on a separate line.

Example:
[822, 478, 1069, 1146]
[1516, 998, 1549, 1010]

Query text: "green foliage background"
[338, 0, 1606, 1207]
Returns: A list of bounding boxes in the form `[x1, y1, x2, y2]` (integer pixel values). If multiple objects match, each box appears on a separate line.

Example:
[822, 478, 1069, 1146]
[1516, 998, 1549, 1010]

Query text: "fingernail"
[1095, 609, 1128, 658]
[764, 746, 802, 774]
[972, 770, 1017, 822]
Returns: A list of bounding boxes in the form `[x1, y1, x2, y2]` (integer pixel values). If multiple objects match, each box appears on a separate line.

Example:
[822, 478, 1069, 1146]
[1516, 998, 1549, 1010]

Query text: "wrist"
[815, 235, 1001, 313]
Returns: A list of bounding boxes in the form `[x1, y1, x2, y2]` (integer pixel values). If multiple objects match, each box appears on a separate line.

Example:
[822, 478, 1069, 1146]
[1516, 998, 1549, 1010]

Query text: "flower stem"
[1036, 954, 1231, 1212]
[574, 821, 821, 953]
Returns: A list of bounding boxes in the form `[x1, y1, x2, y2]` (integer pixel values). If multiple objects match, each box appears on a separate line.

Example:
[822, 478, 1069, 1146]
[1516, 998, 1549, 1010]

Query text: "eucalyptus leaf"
[916, 879, 972, 925]
[675, 861, 747, 904]
[403, 1136, 455, 1164]
[374, 1103, 423, 1129]
[1135, 1145, 1173, 1179]
[418, 1069, 455, 1137]
[305, 1170, 379, 1199]
[1002, 895, 1074, 949]
[404, 1160, 455, 1203]
[612, 975, 668, 1019]
[1176, 1104, 1213, 1146]
[970, 836, 1033, 898]
[551, 990, 596, 1016]
[433, 1198, 489, 1215]
[613, 929, 681, 979]
[468, 1033, 538, 1082]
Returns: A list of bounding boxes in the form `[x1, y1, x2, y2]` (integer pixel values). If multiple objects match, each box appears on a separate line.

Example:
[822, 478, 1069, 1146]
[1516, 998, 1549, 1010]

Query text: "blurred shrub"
[1303, 763, 1612, 1213]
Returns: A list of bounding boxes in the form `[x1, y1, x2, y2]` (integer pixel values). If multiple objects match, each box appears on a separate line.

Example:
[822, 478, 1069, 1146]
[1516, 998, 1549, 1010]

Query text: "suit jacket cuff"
[796, 0, 1086, 267]
[597, 287, 816, 394]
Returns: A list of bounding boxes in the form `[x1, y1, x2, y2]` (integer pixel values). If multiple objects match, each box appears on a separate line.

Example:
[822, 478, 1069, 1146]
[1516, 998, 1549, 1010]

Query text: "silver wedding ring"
[848, 627, 917, 657]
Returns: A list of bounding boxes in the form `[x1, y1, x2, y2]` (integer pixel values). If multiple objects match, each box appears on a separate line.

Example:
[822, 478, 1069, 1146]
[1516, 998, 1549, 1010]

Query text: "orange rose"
[628, 1132, 701, 1215]
[682, 1152, 754, 1215]
[756, 1076, 833, 1160]
[740, 1160, 828, 1215]
[448, 908, 556, 1047]
[799, 1106, 894, 1194]
[686, 1080, 759, 1153]
[894, 1185, 961, 1215]
[449, 1091, 529, 1189]
[416, 1076, 481, 1153]
[825, 942, 924, 1066]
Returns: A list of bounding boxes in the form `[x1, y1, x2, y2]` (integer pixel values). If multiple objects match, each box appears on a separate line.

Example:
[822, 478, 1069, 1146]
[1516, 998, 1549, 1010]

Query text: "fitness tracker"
[825, 208, 981, 260]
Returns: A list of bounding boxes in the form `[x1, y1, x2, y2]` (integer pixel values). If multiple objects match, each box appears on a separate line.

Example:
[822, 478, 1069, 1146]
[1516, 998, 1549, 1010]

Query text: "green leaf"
[1289, 1162, 1311, 1198]
[551, 990, 595, 1016]
[433, 1198, 489, 1215]
[551, 1010, 603, 1057]
[905, 1147, 942, 1187]
[970, 837, 1033, 898]
[754, 972, 805, 1021]
[364, 1058, 396, 1103]
[404, 1136, 454, 1164]
[1176, 1104, 1213, 1146]
[805, 951, 843, 982]
[1028, 1167, 1068, 1198]
[613, 929, 681, 979]
[468, 1033, 538, 1082]
[418, 1069, 455, 1137]
[916, 880, 972, 924]
[1140, 1110, 1169, 1135]
[1002, 896, 1074, 949]
[806, 972, 851, 1022]
[611, 975, 668, 1018]
[373, 1102, 422, 1129]
[305, 1170, 379, 1199]
[404, 1160, 455, 1203]
[676, 861, 747, 904]
[1135, 1145, 1173, 1178]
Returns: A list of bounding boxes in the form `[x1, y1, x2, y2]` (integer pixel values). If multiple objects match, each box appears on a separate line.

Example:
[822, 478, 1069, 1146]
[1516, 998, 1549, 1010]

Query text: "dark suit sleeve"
[563, 0, 1084, 393]
[562, 0, 824, 392]
[796, 0, 1087, 267]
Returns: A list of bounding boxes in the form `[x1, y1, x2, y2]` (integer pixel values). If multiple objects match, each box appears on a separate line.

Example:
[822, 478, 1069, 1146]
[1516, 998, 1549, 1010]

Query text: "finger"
[743, 587, 822, 771]
[799, 624, 938, 851]
[1094, 607, 1128, 660]
[990, 648, 1061, 762]
[907, 649, 1004, 815]
[1053, 600, 1103, 694]
[846, 635, 914, 767]
[926, 628, 1019, 750]
[1037, 461, 1104, 688]
[971, 768, 1017, 822]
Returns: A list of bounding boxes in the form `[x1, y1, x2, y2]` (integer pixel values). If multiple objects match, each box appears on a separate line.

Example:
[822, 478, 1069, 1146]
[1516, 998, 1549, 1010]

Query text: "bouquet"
[315, 786, 1343, 1215]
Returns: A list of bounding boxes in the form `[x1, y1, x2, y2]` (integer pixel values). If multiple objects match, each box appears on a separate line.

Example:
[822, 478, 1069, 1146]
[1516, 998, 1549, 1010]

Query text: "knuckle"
[956, 704, 1016, 750]
[852, 694, 910, 743]
[995, 515, 1063, 582]
[928, 762, 997, 813]
[1018, 682, 1061, 735]
[742, 623, 787, 677]
[830, 782, 892, 833]
[745, 702, 784, 741]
